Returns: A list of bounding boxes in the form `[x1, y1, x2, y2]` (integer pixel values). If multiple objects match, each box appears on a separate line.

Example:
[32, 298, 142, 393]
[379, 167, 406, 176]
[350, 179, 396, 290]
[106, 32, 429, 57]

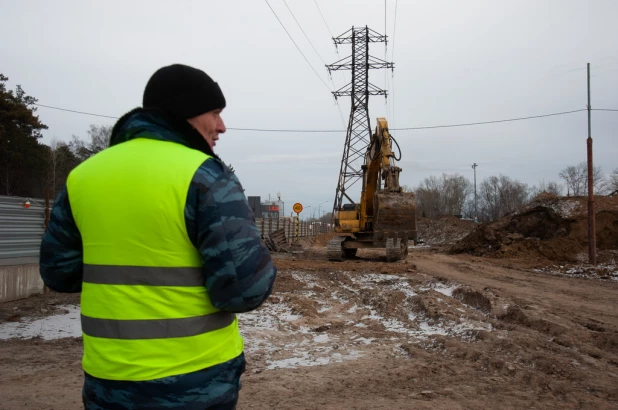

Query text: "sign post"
[293, 203, 303, 242]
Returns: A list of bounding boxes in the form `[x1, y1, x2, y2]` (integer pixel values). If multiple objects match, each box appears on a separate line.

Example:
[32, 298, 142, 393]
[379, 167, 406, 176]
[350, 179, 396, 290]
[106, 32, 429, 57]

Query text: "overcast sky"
[2, 0, 617, 217]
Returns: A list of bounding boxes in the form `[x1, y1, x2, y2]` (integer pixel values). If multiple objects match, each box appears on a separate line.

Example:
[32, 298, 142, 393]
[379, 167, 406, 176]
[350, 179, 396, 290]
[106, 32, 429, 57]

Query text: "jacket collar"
[110, 108, 217, 158]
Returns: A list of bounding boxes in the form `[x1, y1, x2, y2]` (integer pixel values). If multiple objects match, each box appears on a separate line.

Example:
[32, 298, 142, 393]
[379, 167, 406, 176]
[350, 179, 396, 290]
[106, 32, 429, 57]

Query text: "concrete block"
[0, 264, 44, 303]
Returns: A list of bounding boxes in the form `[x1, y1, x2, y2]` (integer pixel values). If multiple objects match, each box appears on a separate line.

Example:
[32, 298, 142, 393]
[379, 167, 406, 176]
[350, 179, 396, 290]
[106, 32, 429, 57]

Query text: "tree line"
[1, 74, 110, 199]
[1, 74, 244, 201]
[408, 163, 618, 222]
[2, 73, 617, 222]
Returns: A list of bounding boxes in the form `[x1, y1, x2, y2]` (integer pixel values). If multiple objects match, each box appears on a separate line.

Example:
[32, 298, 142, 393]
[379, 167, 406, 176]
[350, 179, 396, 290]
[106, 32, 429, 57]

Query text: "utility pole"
[472, 163, 478, 222]
[327, 26, 394, 214]
[586, 63, 597, 265]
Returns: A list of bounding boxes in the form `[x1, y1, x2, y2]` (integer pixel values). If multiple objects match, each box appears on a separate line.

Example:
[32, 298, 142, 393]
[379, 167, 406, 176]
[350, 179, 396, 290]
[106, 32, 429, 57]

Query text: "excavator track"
[327, 237, 346, 261]
[385, 238, 402, 262]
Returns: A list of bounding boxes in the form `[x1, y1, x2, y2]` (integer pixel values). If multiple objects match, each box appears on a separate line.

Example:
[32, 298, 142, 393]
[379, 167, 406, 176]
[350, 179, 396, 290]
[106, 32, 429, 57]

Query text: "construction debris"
[263, 228, 290, 253]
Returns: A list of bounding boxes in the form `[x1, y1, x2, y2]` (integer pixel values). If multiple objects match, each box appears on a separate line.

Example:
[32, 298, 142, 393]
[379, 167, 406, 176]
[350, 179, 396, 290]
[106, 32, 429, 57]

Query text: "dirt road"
[1, 247, 617, 409]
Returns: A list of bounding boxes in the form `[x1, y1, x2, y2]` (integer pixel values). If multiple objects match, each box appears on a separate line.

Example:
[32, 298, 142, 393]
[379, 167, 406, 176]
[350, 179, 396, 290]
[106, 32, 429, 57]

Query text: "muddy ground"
[1, 245, 617, 410]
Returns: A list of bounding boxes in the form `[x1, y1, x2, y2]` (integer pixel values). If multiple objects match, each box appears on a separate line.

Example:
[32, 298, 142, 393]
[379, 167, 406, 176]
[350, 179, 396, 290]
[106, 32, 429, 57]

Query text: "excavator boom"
[328, 118, 417, 262]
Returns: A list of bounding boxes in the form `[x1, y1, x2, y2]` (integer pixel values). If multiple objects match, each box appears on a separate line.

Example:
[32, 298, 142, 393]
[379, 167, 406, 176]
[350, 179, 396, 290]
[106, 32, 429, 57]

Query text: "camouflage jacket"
[40, 110, 277, 313]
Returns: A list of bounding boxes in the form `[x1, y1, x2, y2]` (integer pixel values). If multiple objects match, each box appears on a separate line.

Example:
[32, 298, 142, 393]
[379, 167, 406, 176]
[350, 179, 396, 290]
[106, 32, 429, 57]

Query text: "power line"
[278, 0, 345, 128]
[391, 70, 396, 130]
[336, 101, 346, 128]
[383, 0, 389, 126]
[263, 0, 331, 91]
[391, 0, 398, 129]
[281, 0, 343, 120]
[313, 0, 334, 40]
[313, 0, 347, 85]
[282, 0, 327, 66]
[393, 109, 588, 130]
[384, 0, 388, 52]
[228, 109, 592, 132]
[380, 0, 384, 113]
[391, 0, 398, 62]
[34, 103, 118, 119]
[33, 103, 618, 132]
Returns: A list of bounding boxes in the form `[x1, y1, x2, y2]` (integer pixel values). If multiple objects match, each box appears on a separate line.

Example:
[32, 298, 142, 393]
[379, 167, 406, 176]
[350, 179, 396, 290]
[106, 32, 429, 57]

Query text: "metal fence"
[0, 195, 50, 260]
[0, 197, 331, 261]
[256, 217, 332, 242]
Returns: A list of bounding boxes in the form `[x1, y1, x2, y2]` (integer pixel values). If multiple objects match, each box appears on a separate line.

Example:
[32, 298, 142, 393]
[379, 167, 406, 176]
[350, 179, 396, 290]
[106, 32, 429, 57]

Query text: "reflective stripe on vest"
[67, 138, 244, 381]
[81, 311, 236, 339]
[83, 265, 204, 286]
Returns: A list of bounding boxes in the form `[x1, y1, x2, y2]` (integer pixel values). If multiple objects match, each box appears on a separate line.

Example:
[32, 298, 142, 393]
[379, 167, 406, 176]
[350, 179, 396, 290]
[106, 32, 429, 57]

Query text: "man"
[40, 64, 277, 409]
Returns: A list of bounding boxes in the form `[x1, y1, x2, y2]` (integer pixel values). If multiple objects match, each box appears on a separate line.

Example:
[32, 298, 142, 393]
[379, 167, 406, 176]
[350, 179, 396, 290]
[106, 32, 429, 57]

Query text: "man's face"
[187, 109, 226, 151]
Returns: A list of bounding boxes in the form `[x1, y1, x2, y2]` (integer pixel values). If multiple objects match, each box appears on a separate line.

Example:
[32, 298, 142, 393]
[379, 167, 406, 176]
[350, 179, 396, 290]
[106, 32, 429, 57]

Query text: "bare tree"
[530, 179, 564, 197]
[44, 138, 80, 198]
[47, 137, 65, 198]
[415, 173, 472, 218]
[442, 173, 473, 216]
[88, 124, 111, 153]
[559, 162, 606, 196]
[415, 176, 441, 218]
[478, 175, 529, 221]
[70, 124, 112, 161]
[608, 168, 618, 195]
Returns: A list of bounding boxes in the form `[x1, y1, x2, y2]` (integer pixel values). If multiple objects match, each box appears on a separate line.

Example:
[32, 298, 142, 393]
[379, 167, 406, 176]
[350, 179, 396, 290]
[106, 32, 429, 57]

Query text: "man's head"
[143, 64, 226, 150]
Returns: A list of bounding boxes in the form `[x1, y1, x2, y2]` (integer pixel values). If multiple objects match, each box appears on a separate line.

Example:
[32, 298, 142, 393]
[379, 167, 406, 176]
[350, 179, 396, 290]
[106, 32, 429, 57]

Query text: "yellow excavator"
[328, 118, 417, 262]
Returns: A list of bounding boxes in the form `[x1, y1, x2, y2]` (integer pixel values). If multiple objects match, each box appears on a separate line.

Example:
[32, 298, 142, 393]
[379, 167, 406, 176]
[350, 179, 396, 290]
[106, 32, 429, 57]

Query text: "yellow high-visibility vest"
[67, 137, 243, 381]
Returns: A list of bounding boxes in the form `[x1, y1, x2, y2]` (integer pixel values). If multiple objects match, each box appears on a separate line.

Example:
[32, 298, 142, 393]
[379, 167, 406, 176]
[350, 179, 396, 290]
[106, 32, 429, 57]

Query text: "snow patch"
[420, 283, 458, 297]
[351, 273, 417, 298]
[533, 263, 618, 282]
[291, 271, 318, 287]
[313, 334, 329, 343]
[548, 200, 580, 218]
[266, 349, 362, 370]
[0, 305, 81, 340]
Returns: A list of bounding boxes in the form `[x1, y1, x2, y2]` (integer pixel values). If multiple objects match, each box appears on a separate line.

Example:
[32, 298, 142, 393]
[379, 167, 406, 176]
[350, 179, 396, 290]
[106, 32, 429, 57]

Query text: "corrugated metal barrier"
[0, 197, 330, 261]
[255, 217, 331, 242]
[0, 195, 49, 260]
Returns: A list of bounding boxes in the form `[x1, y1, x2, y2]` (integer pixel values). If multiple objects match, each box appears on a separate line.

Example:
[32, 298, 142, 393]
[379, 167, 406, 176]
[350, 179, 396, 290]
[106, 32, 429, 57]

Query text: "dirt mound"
[450, 195, 618, 262]
[417, 215, 476, 245]
[311, 231, 338, 247]
[452, 287, 492, 313]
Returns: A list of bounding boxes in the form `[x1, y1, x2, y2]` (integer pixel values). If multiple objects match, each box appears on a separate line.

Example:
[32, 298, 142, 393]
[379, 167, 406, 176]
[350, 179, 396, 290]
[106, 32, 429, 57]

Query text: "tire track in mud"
[237, 249, 618, 409]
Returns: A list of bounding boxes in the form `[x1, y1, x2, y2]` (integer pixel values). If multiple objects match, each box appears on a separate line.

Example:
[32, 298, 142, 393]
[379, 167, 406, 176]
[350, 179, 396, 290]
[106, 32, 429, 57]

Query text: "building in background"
[247, 196, 282, 219]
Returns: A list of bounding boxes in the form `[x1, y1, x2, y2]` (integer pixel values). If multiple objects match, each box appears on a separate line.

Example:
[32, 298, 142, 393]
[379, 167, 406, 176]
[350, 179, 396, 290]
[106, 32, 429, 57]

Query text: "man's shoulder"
[189, 158, 249, 218]
[192, 157, 239, 191]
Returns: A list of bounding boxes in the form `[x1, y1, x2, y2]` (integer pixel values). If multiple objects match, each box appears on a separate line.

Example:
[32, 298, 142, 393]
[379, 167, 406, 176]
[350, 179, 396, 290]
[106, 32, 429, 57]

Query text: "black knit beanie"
[142, 64, 226, 119]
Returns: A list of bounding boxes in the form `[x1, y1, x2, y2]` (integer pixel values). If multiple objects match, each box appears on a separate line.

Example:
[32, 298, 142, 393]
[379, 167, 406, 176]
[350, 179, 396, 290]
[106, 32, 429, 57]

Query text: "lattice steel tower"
[327, 26, 393, 214]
